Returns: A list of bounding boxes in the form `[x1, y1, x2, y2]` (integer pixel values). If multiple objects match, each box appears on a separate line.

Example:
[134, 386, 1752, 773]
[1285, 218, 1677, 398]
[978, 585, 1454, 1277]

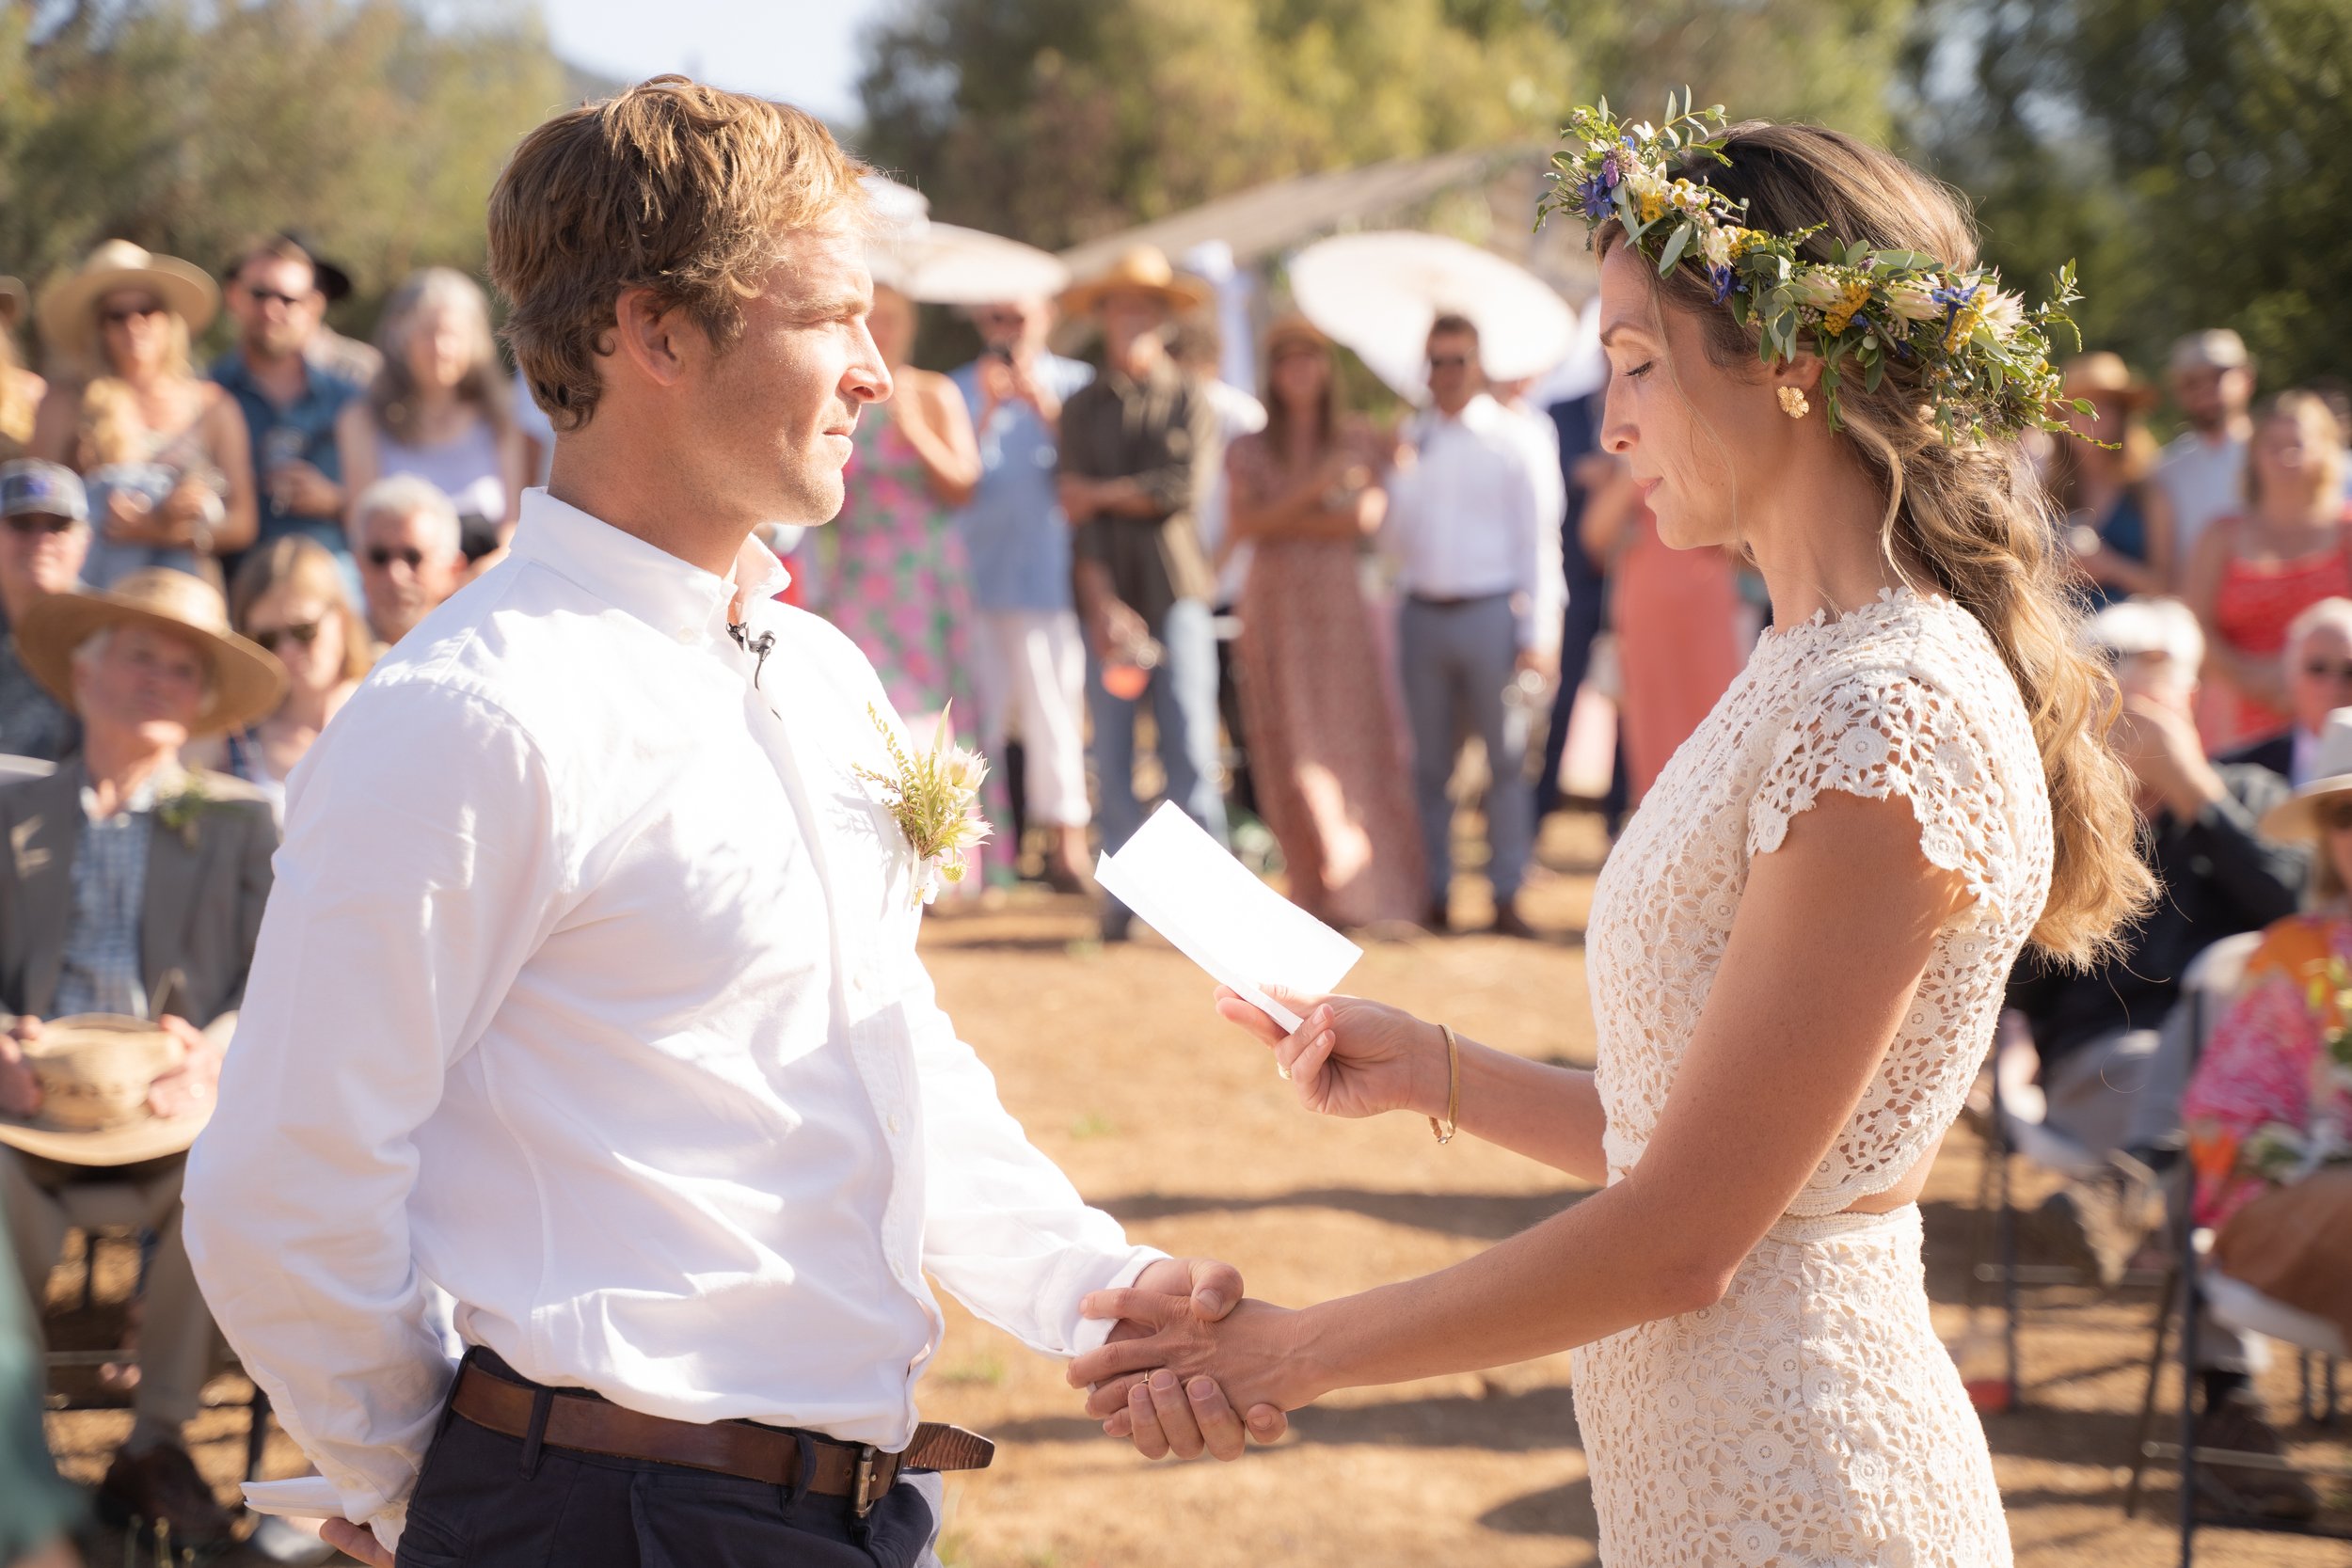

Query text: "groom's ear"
[608, 286, 704, 391]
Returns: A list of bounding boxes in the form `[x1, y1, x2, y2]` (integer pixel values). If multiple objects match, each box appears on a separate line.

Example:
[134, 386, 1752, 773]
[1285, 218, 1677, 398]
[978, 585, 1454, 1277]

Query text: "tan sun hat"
[0, 1015, 211, 1166]
[1062, 245, 1211, 316]
[20, 569, 286, 737]
[0, 276, 26, 331]
[2064, 351, 2157, 412]
[1264, 310, 1333, 356]
[37, 239, 219, 361]
[2260, 707, 2352, 841]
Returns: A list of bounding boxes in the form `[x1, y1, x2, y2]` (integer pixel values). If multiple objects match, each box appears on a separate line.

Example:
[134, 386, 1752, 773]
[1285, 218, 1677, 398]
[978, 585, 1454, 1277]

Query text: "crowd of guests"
[1, 218, 2350, 1556]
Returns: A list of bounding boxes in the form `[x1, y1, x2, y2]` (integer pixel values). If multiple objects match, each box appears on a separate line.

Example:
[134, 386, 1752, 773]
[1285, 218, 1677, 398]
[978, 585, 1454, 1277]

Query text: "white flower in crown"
[1881, 279, 1942, 321]
[1980, 288, 2027, 339]
[852, 702, 994, 907]
[1790, 270, 1846, 309]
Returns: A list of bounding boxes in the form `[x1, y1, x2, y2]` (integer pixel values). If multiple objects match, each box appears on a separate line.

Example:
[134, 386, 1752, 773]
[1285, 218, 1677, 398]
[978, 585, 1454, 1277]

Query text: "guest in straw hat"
[27, 240, 257, 591]
[0, 566, 280, 1549]
[0, 276, 43, 464]
[1056, 245, 1228, 941]
[2050, 351, 2174, 610]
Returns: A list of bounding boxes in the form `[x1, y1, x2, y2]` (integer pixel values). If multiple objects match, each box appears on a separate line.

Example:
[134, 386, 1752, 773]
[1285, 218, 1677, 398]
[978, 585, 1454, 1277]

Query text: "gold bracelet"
[1429, 1023, 1460, 1145]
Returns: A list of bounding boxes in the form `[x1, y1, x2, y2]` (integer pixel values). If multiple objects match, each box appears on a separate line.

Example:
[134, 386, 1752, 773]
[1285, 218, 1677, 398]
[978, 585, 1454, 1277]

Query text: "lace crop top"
[1587, 587, 2055, 1215]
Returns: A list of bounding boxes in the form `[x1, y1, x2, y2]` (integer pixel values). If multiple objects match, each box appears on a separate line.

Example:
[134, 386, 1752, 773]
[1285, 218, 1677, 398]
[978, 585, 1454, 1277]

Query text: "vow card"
[1094, 801, 1363, 1031]
[242, 1474, 343, 1518]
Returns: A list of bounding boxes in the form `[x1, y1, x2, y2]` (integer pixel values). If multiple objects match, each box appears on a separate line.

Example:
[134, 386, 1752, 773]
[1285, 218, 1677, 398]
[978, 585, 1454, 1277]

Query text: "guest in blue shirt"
[211, 235, 363, 598]
[949, 296, 1097, 892]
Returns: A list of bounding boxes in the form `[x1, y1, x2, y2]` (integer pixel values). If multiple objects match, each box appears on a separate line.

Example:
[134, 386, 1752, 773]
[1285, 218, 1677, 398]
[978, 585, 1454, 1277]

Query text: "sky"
[535, 0, 886, 127]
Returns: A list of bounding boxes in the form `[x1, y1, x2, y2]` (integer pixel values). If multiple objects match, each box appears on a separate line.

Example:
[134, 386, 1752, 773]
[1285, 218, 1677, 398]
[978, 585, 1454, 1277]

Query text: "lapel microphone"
[726, 621, 776, 689]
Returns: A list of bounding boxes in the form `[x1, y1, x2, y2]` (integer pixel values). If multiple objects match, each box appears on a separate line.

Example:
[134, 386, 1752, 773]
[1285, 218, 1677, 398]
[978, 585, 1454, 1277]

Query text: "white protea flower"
[1790, 270, 1846, 309]
[1980, 289, 2027, 338]
[1886, 280, 1944, 321]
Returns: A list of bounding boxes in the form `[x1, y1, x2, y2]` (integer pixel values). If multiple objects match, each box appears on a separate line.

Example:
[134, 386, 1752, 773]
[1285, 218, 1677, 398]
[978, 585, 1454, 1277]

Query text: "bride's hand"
[1214, 984, 1445, 1121]
[1073, 1291, 1317, 1433]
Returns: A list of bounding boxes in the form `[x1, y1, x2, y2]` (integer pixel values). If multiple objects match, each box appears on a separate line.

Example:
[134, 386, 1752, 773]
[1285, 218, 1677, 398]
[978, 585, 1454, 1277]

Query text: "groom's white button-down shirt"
[183, 490, 1157, 1537]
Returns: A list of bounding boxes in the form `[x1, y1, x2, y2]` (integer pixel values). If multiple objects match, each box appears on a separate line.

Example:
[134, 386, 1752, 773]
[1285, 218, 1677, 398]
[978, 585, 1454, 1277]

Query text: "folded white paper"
[1095, 801, 1363, 1031]
[241, 1474, 343, 1518]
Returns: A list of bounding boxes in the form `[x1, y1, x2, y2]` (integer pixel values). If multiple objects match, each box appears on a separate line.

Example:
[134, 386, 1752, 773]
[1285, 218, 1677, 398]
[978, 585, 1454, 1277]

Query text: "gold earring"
[1777, 386, 1810, 420]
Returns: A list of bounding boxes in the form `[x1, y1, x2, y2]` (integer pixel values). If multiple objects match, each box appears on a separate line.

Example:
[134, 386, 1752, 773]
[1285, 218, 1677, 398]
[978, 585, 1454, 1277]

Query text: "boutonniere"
[153, 773, 215, 849]
[853, 703, 993, 907]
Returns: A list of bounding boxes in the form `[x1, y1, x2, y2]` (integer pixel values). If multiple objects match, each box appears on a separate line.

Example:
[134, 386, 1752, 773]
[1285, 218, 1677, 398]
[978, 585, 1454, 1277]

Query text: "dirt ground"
[40, 812, 2352, 1566]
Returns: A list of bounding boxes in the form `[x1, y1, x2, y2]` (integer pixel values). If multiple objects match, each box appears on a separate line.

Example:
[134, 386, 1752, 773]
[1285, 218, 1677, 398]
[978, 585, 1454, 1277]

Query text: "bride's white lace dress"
[1575, 587, 2047, 1566]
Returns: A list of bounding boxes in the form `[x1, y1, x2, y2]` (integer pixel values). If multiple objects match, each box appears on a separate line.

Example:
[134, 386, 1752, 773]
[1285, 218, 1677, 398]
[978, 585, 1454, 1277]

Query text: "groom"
[183, 79, 1273, 1567]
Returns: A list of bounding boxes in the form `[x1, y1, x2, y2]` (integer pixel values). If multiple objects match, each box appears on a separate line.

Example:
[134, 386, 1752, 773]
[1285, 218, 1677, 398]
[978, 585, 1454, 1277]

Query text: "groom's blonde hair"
[488, 74, 870, 433]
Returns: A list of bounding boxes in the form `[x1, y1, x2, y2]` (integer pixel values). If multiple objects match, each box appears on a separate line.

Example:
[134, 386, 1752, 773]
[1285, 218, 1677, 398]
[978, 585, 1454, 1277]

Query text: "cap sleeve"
[1746, 669, 2016, 919]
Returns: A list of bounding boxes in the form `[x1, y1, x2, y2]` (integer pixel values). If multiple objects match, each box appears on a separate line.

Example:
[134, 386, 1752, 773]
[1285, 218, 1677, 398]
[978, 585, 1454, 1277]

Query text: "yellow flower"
[1944, 300, 1987, 354]
[1627, 171, 1667, 224]
[1822, 280, 1873, 337]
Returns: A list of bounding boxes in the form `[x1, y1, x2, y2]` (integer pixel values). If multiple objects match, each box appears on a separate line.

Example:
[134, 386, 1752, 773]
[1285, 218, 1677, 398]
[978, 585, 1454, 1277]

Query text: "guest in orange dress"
[1581, 466, 1750, 800]
[2185, 390, 2352, 752]
[1224, 315, 1422, 927]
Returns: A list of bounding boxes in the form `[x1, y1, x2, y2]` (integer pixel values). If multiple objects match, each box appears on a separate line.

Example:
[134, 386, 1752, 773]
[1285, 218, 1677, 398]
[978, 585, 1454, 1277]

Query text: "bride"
[1067, 103, 2153, 1565]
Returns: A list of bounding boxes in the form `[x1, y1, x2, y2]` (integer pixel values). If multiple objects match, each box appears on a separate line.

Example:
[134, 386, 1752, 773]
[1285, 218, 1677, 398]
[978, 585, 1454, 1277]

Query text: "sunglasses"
[2305, 659, 2352, 682]
[366, 546, 426, 569]
[1427, 354, 1471, 371]
[101, 301, 167, 327]
[242, 285, 311, 310]
[4, 514, 78, 535]
[251, 620, 323, 653]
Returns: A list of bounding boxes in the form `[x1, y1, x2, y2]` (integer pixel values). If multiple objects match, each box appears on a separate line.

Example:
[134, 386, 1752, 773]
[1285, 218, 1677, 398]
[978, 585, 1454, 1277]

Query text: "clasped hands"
[1071, 986, 1445, 1459]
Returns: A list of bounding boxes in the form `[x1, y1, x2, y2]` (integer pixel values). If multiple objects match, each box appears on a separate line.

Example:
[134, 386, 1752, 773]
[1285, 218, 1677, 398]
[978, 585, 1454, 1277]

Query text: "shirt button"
[887, 1113, 904, 1135]
[675, 627, 695, 644]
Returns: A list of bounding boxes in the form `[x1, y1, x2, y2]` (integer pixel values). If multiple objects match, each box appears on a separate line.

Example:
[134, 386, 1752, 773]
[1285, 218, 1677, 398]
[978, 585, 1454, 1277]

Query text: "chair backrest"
[2181, 928, 2266, 1067]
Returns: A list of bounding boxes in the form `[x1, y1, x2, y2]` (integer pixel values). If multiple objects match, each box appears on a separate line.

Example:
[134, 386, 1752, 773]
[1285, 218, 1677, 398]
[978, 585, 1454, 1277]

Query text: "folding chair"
[2119, 930, 2352, 1557]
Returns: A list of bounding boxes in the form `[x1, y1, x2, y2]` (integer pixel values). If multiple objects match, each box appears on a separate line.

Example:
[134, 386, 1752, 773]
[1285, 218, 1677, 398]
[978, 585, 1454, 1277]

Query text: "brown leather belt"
[449, 1360, 993, 1517]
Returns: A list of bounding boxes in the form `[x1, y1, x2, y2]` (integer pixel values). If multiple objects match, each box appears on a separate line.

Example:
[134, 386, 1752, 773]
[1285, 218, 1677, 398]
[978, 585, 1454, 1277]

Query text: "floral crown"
[1539, 91, 2092, 446]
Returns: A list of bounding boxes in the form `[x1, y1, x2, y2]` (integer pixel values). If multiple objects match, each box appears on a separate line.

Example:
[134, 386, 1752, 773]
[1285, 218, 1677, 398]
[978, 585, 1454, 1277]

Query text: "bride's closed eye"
[1618, 360, 1656, 381]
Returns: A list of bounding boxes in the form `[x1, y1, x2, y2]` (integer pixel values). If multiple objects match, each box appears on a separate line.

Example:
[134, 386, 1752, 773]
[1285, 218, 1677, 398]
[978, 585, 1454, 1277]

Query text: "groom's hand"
[1095, 1257, 1287, 1460]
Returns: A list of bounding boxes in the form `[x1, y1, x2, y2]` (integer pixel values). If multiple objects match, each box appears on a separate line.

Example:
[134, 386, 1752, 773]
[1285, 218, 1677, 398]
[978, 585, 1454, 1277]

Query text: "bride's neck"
[1744, 445, 1919, 627]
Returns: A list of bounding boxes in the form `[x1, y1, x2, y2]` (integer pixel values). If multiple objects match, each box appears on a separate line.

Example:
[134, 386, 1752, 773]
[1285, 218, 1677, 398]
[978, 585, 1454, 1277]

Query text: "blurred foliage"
[855, 0, 1916, 252]
[856, 0, 1578, 249]
[0, 0, 568, 359]
[1900, 0, 2352, 391]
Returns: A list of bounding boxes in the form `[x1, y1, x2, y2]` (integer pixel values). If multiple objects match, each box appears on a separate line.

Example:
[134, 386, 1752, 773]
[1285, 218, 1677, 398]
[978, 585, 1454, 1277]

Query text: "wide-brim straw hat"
[37, 239, 219, 357]
[0, 277, 26, 330]
[2261, 707, 2352, 840]
[1264, 310, 1333, 356]
[1062, 245, 1211, 315]
[20, 569, 285, 737]
[2064, 351, 2157, 411]
[0, 1015, 213, 1166]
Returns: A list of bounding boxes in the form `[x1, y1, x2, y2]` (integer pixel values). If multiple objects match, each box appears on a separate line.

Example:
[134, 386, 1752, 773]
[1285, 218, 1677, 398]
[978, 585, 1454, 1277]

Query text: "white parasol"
[1288, 230, 1578, 403]
[861, 175, 1070, 306]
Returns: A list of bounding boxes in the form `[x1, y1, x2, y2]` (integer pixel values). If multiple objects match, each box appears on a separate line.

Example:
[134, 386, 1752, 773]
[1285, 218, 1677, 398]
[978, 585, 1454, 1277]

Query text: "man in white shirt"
[2155, 329, 2256, 572]
[182, 79, 1272, 1568]
[1383, 316, 1561, 939]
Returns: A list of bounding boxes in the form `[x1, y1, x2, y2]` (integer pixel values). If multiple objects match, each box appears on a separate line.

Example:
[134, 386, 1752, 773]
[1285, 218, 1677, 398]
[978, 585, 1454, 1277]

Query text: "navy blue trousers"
[395, 1365, 940, 1568]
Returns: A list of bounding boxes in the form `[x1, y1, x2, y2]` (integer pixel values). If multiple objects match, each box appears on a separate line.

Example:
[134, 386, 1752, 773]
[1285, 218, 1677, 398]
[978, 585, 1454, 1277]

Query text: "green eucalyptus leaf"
[1658, 222, 1696, 276]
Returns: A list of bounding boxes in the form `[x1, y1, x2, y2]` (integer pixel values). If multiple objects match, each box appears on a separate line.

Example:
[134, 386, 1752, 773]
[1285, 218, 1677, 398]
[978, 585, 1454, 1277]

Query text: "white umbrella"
[873, 224, 1071, 307]
[1289, 231, 1578, 402]
[856, 174, 1069, 306]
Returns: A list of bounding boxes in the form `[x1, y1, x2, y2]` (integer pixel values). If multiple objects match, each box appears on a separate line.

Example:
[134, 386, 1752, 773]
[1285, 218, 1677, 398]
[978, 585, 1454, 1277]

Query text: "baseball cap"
[0, 460, 91, 525]
[2169, 329, 2251, 374]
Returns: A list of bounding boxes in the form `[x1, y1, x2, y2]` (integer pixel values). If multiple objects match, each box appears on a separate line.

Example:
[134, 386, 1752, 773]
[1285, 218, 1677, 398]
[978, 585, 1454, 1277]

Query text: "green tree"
[856, 0, 1580, 249]
[0, 0, 568, 353]
[1903, 0, 2352, 388]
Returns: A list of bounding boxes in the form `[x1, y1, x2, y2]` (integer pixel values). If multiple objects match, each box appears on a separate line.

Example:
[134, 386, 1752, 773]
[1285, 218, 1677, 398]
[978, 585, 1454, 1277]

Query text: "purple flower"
[1579, 174, 1614, 219]
[1709, 264, 1738, 303]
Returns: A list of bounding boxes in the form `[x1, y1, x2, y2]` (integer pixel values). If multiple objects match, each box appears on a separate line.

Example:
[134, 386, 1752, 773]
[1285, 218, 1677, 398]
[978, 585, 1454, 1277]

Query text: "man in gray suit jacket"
[0, 568, 280, 1549]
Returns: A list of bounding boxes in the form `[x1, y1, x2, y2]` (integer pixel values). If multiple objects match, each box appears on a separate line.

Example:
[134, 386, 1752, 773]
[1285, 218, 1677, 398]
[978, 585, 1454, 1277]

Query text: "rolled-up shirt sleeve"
[182, 681, 566, 1546]
[901, 964, 1160, 1357]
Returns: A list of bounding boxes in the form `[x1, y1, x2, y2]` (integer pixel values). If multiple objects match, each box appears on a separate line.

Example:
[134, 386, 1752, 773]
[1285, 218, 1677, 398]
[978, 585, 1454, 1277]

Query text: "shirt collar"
[507, 488, 743, 644]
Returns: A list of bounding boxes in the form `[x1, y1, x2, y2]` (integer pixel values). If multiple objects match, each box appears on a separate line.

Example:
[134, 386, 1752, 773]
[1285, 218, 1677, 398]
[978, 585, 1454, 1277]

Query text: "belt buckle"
[850, 1444, 879, 1519]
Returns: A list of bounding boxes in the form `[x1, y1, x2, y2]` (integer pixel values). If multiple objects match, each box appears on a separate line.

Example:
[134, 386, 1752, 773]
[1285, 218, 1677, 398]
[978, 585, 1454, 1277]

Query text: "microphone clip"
[726, 620, 776, 689]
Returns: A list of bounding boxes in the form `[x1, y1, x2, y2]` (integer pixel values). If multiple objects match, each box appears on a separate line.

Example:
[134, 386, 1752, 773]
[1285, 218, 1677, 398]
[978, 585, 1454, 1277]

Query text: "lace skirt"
[1569, 1205, 2010, 1567]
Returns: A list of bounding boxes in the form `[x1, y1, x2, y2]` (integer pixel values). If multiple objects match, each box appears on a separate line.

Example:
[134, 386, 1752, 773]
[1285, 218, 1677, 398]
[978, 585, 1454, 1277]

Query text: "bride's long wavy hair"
[1598, 120, 2153, 966]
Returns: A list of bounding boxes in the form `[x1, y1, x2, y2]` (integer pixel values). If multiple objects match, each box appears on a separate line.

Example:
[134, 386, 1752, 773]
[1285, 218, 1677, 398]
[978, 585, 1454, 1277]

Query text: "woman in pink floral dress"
[1225, 315, 1422, 928]
[815, 284, 982, 729]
